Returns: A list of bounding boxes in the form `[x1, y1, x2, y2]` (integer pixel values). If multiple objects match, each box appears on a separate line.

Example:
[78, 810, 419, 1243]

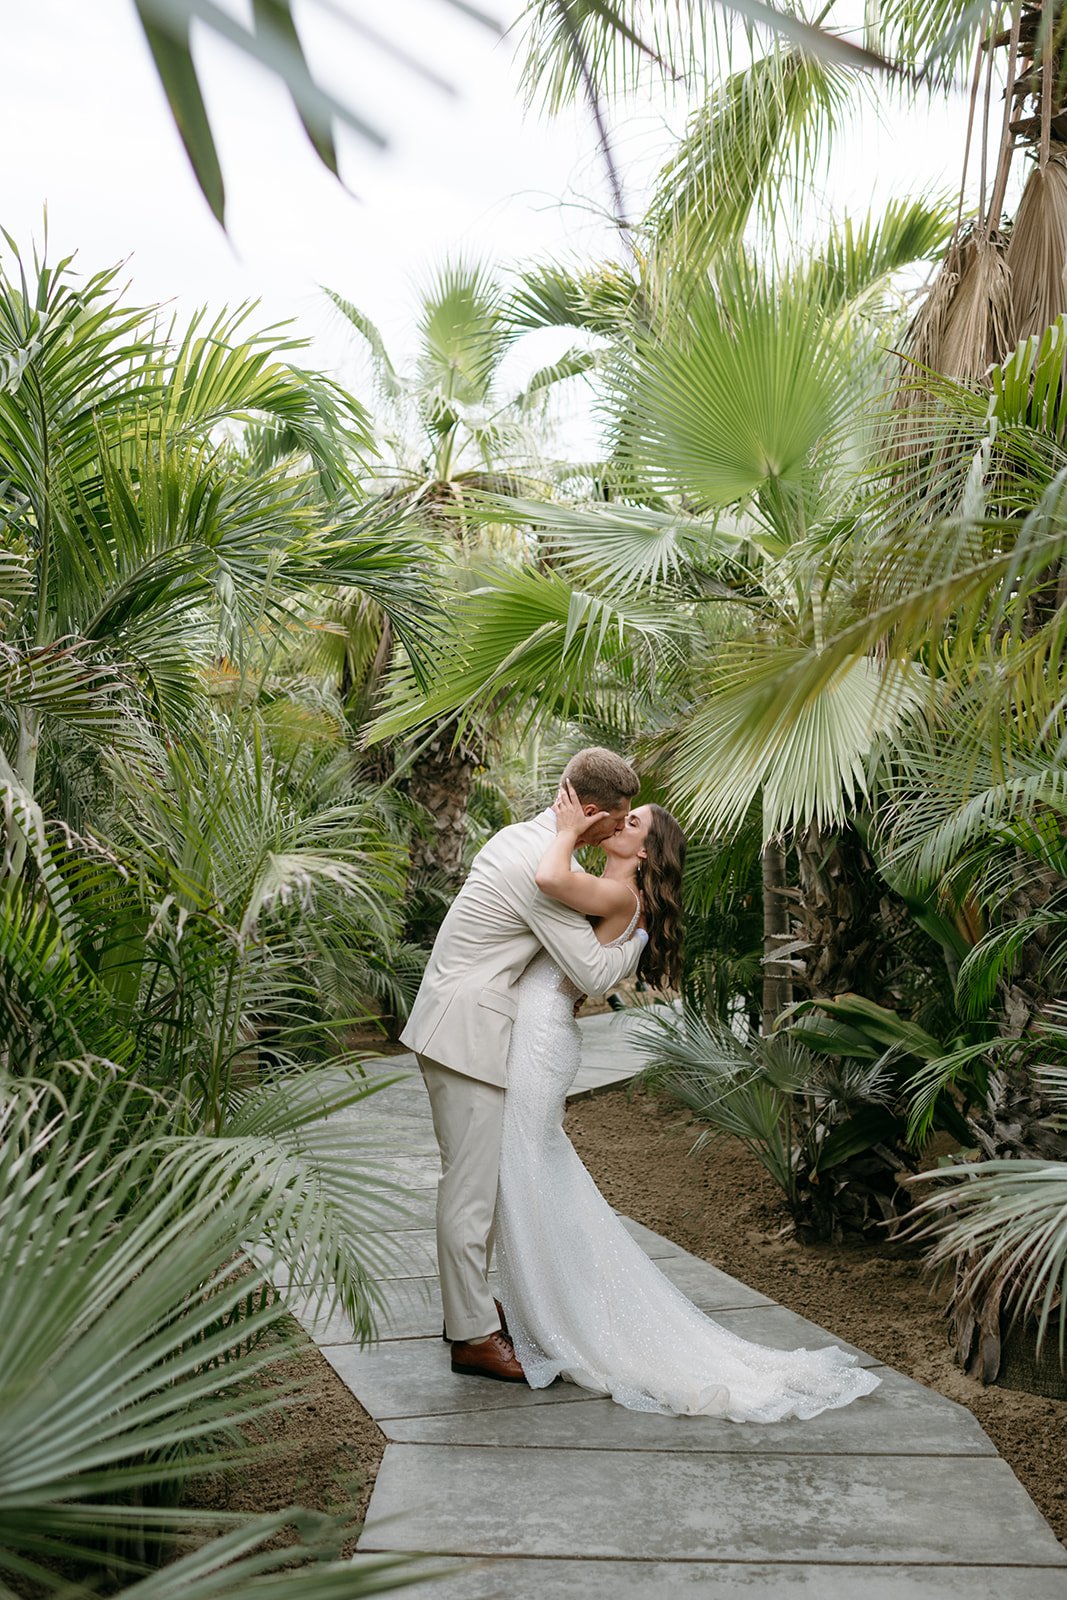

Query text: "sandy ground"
[184, 1334, 386, 1554]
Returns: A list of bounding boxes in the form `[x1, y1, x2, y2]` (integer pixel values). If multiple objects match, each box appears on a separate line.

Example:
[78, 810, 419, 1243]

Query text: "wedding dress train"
[493, 917, 881, 1423]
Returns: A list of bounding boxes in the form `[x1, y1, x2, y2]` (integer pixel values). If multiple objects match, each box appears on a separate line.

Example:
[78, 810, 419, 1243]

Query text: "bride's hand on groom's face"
[553, 781, 607, 839]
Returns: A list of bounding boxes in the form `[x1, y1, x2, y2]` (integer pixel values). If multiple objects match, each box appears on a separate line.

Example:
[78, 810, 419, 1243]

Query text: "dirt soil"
[185, 1332, 386, 1553]
[566, 1083, 1067, 1549]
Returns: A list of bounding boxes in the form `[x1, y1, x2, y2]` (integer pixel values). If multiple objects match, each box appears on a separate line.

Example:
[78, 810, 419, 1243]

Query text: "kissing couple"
[401, 746, 879, 1422]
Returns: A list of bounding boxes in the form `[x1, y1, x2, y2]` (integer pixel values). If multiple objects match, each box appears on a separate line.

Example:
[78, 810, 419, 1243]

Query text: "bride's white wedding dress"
[494, 908, 882, 1422]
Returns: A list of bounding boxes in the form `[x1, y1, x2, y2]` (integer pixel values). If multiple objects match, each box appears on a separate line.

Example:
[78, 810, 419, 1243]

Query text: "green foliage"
[647, 44, 857, 272]
[636, 1006, 914, 1240]
[786, 991, 986, 1147]
[678, 826, 764, 1027]
[371, 562, 680, 746]
[864, 1, 998, 85]
[0, 1069, 422, 1596]
[639, 985, 993, 1241]
[663, 646, 924, 836]
[615, 255, 853, 508]
[804, 196, 958, 313]
[911, 1019, 1067, 1360]
[0, 237, 441, 1595]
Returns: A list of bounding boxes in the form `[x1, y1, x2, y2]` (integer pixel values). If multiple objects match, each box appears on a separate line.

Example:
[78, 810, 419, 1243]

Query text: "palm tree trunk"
[407, 719, 477, 889]
[794, 823, 901, 1002]
[761, 832, 792, 1034]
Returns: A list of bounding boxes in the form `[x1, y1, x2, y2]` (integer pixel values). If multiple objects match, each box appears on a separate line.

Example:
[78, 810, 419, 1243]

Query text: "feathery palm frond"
[368, 563, 679, 745]
[505, 258, 641, 337]
[647, 42, 857, 272]
[517, 0, 892, 118]
[734, 464, 1067, 757]
[805, 195, 959, 313]
[875, 716, 1067, 889]
[865, 1, 1006, 84]
[0, 882, 134, 1072]
[323, 290, 403, 401]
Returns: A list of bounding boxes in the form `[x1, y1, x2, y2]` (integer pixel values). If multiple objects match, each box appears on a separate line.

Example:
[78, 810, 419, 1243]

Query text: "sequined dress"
[493, 910, 882, 1421]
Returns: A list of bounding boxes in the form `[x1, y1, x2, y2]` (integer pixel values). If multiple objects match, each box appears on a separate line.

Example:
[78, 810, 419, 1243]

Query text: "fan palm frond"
[0, 1066, 424, 1596]
[913, 1152, 1067, 1357]
[615, 255, 854, 507]
[634, 1005, 810, 1201]
[515, 346, 599, 408]
[116, 1519, 432, 1600]
[662, 643, 924, 836]
[415, 260, 508, 405]
[0, 1074, 297, 1586]
[465, 492, 733, 593]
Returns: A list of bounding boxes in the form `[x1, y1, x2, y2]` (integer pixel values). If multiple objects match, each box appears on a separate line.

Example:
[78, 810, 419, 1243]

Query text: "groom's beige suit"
[401, 810, 644, 1341]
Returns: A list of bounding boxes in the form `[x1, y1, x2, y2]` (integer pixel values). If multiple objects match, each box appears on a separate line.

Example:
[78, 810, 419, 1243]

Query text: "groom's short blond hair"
[560, 747, 639, 812]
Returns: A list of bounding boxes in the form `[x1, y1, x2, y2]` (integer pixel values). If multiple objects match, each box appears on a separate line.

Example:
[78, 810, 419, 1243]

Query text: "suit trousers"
[418, 1055, 505, 1342]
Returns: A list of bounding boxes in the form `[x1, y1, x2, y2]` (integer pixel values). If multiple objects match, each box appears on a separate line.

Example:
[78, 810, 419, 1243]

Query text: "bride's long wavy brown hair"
[637, 805, 686, 991]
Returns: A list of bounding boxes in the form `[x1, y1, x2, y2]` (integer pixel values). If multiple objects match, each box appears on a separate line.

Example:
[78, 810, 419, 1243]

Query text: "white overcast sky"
[3, 2, 983, 385]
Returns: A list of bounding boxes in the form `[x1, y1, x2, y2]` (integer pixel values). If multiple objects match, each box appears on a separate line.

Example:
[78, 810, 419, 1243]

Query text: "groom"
[401, 747, 647, 1381]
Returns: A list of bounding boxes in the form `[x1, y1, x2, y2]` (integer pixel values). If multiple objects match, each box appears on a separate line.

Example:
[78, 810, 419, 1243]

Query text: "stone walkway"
[287, 1012, 1067, 1598]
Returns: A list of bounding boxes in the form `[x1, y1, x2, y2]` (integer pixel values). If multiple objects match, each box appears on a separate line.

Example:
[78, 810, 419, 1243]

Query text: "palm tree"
[368, 204, 956, 1026]
[0, 228, 445, 1393]
[0, 239, 434, 868]
[324, 258, 597, 909]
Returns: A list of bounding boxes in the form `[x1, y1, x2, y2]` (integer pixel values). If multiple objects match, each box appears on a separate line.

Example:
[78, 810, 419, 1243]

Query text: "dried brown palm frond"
[889, 3, 1020, 449]
[1005, 146, 1067, 339]
[890, 235, 1014, 452]
[915, 234, 1015, 383]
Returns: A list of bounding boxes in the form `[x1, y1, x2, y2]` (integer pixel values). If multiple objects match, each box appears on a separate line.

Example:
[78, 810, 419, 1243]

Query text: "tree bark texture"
[794, 824, 905, 1004]
[406, 721, 477, 889]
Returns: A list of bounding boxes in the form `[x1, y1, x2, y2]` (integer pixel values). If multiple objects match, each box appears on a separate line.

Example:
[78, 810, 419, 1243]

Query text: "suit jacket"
[400, 810, 642, 1086]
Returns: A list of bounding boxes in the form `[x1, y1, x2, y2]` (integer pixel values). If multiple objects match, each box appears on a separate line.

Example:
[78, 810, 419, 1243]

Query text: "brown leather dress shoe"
[450, 1329, 526, 1383]
[442, 1298, 508, 1343]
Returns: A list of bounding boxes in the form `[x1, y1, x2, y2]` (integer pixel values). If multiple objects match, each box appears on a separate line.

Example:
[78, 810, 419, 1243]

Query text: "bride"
[492, 782, 881, 1423]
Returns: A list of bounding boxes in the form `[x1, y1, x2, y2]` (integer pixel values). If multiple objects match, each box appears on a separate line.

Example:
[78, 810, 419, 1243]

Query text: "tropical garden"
[4, 0, 1067, 1592]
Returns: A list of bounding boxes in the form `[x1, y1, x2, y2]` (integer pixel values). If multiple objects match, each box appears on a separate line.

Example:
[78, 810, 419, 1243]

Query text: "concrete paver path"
[287, 1012, 1067, 1598]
